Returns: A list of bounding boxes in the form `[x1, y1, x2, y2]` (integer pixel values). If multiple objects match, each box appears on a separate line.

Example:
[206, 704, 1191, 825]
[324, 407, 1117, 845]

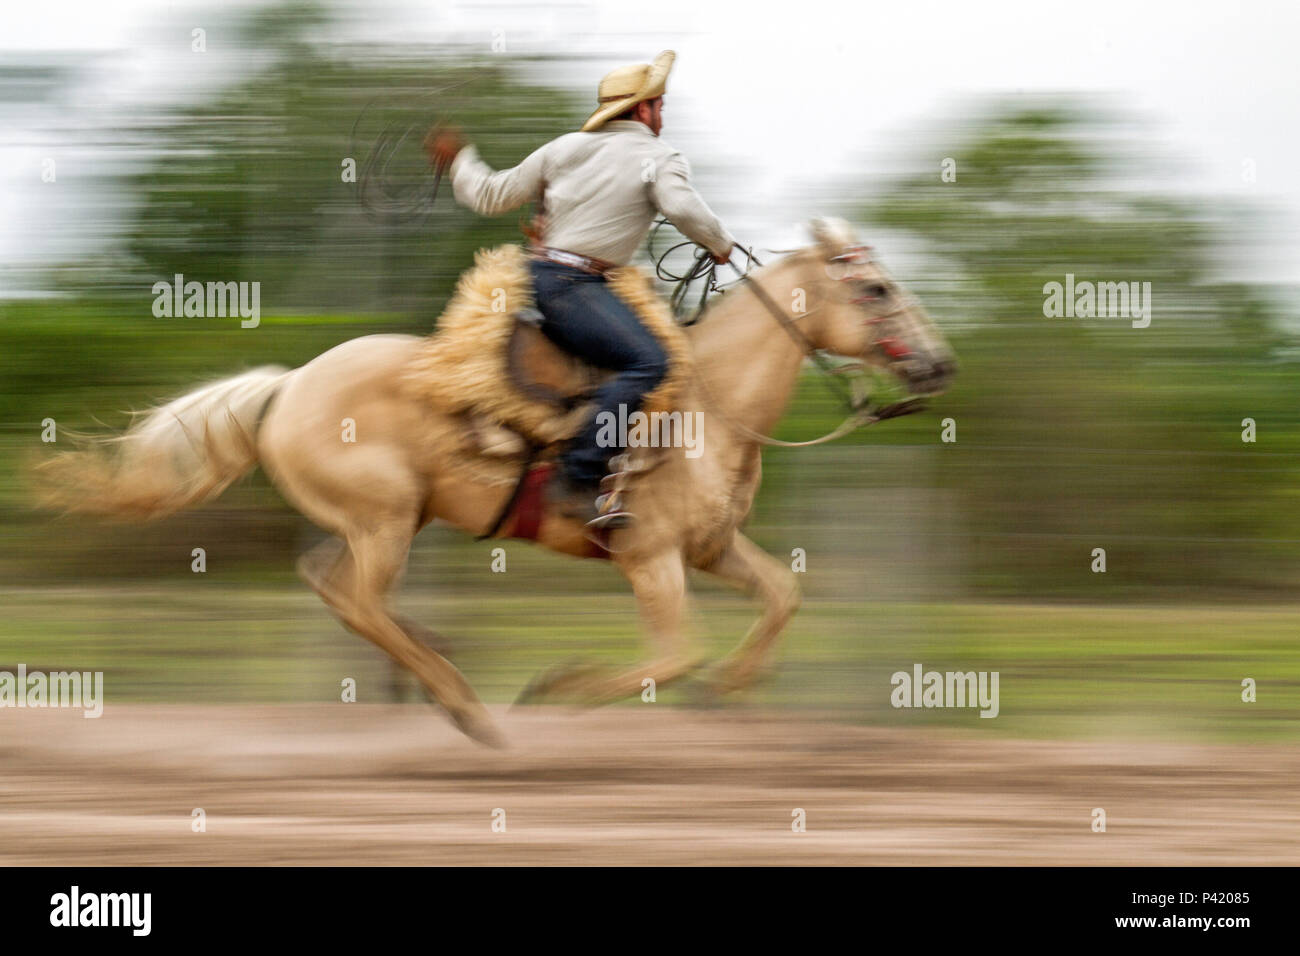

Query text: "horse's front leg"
[516, 547, 701, 707]
[696, 531, 802, 695]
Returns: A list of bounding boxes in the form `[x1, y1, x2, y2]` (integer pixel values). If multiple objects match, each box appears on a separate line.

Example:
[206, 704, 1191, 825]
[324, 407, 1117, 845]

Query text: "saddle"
[453, 314, 593, 458]
[403, 244, 692, 459]
[505, 309, 598, 410]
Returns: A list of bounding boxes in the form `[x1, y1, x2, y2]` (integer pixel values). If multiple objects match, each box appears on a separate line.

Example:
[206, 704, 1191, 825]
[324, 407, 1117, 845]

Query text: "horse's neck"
[686, 255, 811, 440]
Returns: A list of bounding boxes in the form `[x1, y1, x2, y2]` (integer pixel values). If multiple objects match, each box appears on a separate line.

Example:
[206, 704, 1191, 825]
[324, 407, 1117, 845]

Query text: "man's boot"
[545, 468, 633, 530]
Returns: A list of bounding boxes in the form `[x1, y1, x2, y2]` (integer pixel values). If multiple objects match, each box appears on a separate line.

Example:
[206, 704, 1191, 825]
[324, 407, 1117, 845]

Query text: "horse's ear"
[807, 217, 858, 257]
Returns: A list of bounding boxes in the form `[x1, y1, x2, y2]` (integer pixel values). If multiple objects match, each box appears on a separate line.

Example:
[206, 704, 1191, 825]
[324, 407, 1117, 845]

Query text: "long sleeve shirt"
[449, 119, 736, 266]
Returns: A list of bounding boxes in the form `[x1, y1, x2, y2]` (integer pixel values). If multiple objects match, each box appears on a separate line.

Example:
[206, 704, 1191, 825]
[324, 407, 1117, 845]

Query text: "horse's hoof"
[452, 706, 508, 749]
[512, 659, 602, 708]
[690, 662, 776, 703]
[512, 661, 566, 708]
[512, 676, 545, 709]
[683, 676, 726, 709]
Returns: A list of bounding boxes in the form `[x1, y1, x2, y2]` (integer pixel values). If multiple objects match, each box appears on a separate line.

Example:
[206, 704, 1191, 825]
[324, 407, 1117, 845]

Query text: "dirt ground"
[1, 704, 1296, 865]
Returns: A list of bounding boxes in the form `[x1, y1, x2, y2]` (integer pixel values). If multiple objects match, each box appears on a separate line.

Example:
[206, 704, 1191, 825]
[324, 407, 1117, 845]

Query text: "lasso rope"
[645, 218, 762, 325]
[350, 79, 473, 223]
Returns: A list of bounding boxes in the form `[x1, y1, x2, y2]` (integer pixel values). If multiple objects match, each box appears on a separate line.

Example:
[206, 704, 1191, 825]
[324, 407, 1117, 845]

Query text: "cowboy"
[425, 51, 735, 526]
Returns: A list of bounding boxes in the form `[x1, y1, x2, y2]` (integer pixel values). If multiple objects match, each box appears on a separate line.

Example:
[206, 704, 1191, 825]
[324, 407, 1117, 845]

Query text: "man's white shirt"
[450, 119, 735, 266]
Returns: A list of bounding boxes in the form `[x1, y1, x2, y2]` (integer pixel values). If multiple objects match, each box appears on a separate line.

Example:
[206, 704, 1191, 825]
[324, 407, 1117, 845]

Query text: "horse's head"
[797, 217, 955, 396]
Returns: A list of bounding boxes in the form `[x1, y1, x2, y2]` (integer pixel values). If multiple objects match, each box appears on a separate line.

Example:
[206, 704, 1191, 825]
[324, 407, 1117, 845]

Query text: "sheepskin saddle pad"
[402, 244, 691, 452]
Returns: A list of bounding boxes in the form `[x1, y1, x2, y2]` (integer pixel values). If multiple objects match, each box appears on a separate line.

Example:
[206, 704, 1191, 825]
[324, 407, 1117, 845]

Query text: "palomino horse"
[40, 218, 955, 747]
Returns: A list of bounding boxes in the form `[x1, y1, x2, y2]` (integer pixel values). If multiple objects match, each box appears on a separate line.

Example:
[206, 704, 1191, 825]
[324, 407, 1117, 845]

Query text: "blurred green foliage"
[856, 102, 1300, 597]
[49, 1, 588, 312]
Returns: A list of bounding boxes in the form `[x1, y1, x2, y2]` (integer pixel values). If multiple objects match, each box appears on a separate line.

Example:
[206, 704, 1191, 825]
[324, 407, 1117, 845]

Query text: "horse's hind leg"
[301, 526, 504, 747]
[695, 531, 802, 695]
[299, 537, 449, 701]
[297, 536, 348, 599]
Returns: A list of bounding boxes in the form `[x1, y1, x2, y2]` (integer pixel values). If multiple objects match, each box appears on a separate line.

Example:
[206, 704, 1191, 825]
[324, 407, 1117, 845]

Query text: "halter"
[826, 245, 928, 365]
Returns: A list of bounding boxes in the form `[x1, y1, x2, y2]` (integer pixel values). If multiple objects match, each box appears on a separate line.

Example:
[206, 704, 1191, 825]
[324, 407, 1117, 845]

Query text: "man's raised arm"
[425, 127, 547, 217]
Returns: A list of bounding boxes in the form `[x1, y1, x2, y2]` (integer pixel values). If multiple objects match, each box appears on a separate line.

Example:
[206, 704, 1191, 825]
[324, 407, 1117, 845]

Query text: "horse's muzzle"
[906, 356, 957, 396]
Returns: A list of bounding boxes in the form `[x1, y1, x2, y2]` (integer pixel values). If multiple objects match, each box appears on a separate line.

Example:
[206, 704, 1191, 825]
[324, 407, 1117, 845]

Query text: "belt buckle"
[550, 248, 602, 274]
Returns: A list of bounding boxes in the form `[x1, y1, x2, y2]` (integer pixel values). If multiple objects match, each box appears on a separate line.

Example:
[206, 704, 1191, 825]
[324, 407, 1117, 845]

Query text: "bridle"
[831, 248, 923, 364]
[663, 236, 928, 448]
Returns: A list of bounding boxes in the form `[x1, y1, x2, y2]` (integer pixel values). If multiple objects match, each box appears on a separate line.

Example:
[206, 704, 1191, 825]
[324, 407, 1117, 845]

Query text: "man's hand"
[712, 246, 733, 266]
[423, 125, 466, 174]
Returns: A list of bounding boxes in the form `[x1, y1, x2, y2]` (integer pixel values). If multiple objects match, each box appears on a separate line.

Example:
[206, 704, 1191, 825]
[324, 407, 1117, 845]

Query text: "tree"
[859, 99, 1299, 597]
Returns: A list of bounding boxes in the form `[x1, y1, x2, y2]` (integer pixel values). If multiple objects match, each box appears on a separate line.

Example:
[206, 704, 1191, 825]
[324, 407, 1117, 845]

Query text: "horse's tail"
[36, 365, 293, 520]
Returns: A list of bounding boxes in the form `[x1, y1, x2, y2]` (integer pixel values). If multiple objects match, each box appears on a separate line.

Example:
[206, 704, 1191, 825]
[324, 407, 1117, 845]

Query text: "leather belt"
[530, 246, 617, 275]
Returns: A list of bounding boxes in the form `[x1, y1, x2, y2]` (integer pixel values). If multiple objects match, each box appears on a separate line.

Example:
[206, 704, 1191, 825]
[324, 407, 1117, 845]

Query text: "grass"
[1, 580, 1295, 744]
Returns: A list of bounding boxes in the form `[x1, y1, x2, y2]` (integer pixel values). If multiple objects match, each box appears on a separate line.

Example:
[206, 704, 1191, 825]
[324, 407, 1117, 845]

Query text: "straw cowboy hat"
[581, 51, 676, 133]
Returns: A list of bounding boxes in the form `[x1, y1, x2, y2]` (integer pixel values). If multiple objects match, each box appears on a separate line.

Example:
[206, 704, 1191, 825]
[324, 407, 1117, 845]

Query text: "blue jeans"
[529, 259, 669, 487]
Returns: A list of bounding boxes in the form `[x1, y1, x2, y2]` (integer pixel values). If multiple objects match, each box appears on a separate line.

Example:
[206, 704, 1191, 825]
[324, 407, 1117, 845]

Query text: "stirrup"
[589, 491, 634, 530]
[581, 486, 633, 532]
[585, 510, 633, 533]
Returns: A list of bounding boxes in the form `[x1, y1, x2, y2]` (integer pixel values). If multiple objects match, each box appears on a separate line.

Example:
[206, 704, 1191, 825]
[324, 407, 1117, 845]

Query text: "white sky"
[3, 0, 1298, 286]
